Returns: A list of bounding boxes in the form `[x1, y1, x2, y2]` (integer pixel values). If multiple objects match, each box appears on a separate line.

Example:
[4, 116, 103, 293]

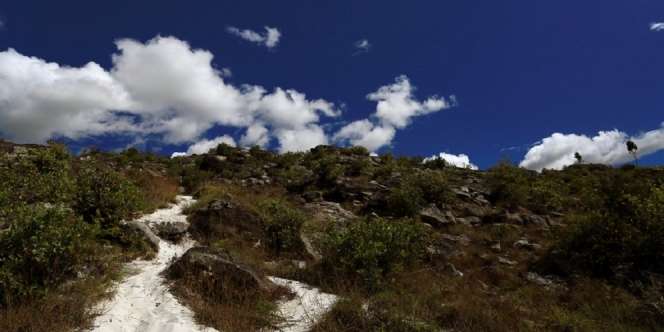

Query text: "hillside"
[1, 141, 664, 331]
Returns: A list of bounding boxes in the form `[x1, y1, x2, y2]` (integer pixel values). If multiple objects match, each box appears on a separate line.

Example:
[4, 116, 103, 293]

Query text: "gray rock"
[419, 205, 454, 227]
[124, 220, 161, 250]
[154, 222, 188, 242]
[514, 239, 542, 251]
[167, 246, 275, 292]
[498, 256, 518, 266]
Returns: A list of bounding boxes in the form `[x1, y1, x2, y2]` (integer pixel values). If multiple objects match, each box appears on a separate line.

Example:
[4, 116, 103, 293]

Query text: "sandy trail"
[89, 196, 217, 332]
[269, 277, 338, 332]
[89, 195, 336, 332]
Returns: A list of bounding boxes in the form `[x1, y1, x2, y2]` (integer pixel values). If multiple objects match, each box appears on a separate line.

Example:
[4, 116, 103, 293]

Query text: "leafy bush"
[74, 163, 144, 229]
[0, 206, 97, 305]
[257, 199, 305, 254]
[539, 184, 664, 281]
[216, 143, 236, 156]
[0, 145, 75, 206]
[486, 162, 532, 208]
[385, 171, 451, 217]
[323, 217, 427, 291]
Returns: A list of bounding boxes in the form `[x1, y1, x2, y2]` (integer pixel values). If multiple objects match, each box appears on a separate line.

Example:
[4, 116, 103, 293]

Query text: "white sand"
[269, 277, 338, 332]
[89, 196, 217, 332]
[89, 195, 336, 332]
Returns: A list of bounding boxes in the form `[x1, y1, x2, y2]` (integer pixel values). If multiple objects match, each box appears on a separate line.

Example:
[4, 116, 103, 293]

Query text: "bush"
[486, 162, 532, 208]
[539, 184, 664, 281]
[0, 206, 97, 305]
[323, 217, 427, 291]
[385, 171, 450, 217]
[74, 163, 144, 229]
[257, 199, 305, 254]
[0, 145, 75, 206]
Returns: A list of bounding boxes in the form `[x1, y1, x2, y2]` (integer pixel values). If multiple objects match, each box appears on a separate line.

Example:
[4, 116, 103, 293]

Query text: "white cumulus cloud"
[240, 123, 270, 148]
[171, 135, 236, 157]
[651, 22, 664, 31]
[519, 124, 664, 171]
[0, 35, 339, 152]
[227, 26, 281, 48]
[424, 152, 478, 170]
[353, 39, 371, 54]
[334, 75, 454, 151]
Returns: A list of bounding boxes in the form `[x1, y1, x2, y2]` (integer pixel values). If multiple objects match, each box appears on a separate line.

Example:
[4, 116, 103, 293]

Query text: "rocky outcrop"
[167, 247, 276, 296]
[188, 199, 263, 243]
[153, 221, 188, 242]
[419, 204, 455, 227]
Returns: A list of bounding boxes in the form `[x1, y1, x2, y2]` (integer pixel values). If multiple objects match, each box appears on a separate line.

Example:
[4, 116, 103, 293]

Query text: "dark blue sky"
[1, 0, 663, 168]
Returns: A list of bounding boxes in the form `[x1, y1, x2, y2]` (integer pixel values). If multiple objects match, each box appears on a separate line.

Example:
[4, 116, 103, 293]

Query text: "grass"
[0, 247, 124, 332]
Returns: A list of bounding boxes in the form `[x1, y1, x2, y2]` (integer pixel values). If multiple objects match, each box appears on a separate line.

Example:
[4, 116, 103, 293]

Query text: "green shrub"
[386, 185, 425, 217]
[0, 205, 97, 305]
[215, 143, 235, 156]
[323, 217, 427, 291]
[257, 199, 305, 254]
[0, 145, 75, 206]
[74, 163, 144, 229]
[385, 171, 451, 217]
[486, 162, 532, 208]
[540, 184, 664, 281]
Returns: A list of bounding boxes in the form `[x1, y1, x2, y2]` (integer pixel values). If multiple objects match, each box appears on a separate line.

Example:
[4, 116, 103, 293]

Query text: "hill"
[1, 141, 664, 331]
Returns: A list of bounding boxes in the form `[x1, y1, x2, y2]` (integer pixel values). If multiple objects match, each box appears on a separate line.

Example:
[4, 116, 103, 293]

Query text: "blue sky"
[0, 0, 663, 169]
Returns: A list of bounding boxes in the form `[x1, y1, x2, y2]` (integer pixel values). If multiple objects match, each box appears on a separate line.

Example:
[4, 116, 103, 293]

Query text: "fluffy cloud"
[334, 75, 454, 151]
[171, 135, 236, 157]
[0, 37, 452, 156]
[240, 123, 270, 148]
[274, 125, 329, 153]
[424, 152, 478, 170]
[354, 39, 371, 54]
[519, 124, 664, 171]
[0, 35, 339, 151]
[0, 49, 133, 143]
[651, 23, 664, 31]
[333, 120, 396, 152]
[226, 26, 281, 48]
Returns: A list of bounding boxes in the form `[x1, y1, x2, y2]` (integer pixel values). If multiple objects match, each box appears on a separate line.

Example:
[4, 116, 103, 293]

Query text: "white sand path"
[89, 195, 336, 332]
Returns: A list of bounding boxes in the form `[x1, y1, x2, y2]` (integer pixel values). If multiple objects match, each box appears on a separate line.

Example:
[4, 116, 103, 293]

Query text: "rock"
[153, 222, 188, 242]
[301, 233, 323, 262]
[498, 256, 518, 266]
[441, 233, 471, 246]
[452, 188, 472, 199]
[305, 201, 356, 225]
[419, 205, 454, 227]
[189, 199, 263, 242]
[445, 263, 464, 277]
[525, 272, 566, 291]
[124, 220, 161, 250]
[524, 214, 547, 226]
[167, 247, 275, 294]
[514, 239, 542, 251]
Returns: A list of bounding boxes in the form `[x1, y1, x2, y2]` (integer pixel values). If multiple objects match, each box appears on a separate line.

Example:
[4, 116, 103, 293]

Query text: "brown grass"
[129, 169, 179, 212]
[168, 273, 290, 331]
[0, 255, 121, 332]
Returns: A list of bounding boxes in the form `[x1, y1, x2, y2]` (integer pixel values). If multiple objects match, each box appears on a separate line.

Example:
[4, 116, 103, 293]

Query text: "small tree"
[574, 152, 583, 164]
[626, 140, 638, 166]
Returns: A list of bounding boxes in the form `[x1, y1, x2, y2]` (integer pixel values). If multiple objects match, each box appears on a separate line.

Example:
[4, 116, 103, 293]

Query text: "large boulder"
[153, 221, 188, 242]
[188, 199, 263, 243]
[166, 246, 276, 299]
